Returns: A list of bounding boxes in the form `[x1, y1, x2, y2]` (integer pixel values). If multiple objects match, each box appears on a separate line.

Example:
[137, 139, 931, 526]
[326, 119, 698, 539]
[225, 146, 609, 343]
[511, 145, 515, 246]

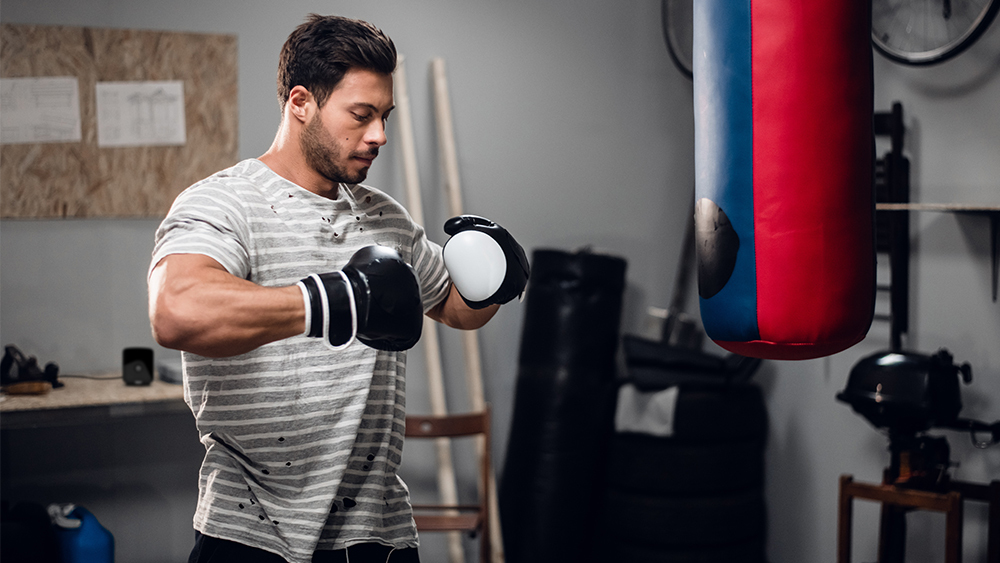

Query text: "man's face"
[300, 68, 394, 185]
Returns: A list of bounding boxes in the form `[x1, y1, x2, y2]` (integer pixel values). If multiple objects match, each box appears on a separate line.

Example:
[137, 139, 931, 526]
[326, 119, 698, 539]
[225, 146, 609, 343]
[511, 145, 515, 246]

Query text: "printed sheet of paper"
[96, 80, 186, 147]
[0, 77, 82, 144]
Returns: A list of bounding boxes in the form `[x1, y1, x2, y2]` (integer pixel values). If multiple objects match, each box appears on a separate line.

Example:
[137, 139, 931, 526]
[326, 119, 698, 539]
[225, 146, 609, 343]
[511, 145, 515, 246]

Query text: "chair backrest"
[405, 409, 490, 439]
[404, 405, 492, 563]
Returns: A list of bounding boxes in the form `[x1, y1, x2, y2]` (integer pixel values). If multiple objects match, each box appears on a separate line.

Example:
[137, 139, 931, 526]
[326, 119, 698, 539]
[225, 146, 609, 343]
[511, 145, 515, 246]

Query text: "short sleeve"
[410, 224, 451, 313]
[150, 183, 252, 280]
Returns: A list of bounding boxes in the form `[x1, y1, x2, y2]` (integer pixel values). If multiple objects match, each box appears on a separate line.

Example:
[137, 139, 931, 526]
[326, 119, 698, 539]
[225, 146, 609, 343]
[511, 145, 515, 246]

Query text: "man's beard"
[300, 116, 374, 185]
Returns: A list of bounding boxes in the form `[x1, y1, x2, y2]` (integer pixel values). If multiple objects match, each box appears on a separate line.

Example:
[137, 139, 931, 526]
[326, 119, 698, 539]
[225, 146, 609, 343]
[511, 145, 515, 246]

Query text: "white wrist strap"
[297, 281, 312, 337]
[307, 272, 357, 351]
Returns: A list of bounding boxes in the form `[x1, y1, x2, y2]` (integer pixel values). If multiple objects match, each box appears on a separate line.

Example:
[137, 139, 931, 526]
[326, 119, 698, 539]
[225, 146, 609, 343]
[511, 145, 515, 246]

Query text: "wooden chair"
[405, 406, 492, 563]
[838, 474, 1000, 563]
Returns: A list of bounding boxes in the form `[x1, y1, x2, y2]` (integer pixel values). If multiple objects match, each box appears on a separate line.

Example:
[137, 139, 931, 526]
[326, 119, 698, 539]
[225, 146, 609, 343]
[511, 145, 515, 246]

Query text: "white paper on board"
[96, 81, 186, 147]
[0, 76, 83, 144]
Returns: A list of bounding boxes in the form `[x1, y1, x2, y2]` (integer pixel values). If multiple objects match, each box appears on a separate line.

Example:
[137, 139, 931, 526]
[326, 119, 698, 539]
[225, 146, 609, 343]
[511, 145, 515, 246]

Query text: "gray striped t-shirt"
[150, 159, 451, 562]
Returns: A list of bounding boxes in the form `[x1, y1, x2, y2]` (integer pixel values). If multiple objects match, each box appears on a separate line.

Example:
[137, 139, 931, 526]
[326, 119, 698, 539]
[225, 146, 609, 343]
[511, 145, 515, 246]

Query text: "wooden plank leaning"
[393, 56, 465, 563]
[432, 56, 505, 563]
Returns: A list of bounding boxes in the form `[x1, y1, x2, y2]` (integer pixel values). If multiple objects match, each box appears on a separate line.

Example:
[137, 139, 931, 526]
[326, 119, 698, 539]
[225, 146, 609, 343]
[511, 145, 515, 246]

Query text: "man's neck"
[259, 134, 339, 199]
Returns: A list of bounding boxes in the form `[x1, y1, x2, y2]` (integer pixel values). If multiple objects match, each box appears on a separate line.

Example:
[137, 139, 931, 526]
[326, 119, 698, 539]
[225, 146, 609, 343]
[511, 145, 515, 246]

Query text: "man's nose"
[364, 120, 387, 147]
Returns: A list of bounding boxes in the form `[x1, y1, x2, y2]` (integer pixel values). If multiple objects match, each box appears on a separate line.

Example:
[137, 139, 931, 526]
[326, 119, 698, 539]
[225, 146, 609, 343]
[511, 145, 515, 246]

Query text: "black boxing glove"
[442, 215, 530, 309]
[298, 245, 423, 351]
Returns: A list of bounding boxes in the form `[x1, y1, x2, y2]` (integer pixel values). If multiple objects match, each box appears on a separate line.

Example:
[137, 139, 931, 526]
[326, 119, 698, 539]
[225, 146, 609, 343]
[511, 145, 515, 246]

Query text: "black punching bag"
[500, 248, 627, 563]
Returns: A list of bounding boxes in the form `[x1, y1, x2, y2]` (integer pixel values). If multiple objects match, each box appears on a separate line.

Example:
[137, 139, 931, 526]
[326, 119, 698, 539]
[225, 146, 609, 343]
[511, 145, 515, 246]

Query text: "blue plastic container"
[54, 506, 114, 563]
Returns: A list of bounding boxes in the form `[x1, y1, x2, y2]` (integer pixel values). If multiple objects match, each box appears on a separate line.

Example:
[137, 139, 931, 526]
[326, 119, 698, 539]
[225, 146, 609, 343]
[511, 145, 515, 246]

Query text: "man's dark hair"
[276, 14, 397, 112]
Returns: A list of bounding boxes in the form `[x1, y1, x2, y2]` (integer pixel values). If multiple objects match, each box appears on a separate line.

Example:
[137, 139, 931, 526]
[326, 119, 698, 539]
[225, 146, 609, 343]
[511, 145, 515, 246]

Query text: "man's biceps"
[165, 253, 228, 270]
[153, 254, 232, 287]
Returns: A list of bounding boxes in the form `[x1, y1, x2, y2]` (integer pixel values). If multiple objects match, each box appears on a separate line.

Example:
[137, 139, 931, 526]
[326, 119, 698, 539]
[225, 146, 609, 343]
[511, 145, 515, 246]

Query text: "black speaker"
[122, 347, 153, 386]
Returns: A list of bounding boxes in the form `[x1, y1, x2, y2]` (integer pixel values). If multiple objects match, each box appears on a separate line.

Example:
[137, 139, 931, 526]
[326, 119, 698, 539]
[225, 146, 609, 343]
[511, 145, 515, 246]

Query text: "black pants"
[188, 531, 420, 563]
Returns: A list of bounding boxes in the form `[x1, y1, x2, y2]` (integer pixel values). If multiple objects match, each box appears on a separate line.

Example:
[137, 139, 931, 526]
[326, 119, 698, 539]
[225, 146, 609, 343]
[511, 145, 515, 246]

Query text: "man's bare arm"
[149, 254, 304, 358]
[426, 284, 499, 330]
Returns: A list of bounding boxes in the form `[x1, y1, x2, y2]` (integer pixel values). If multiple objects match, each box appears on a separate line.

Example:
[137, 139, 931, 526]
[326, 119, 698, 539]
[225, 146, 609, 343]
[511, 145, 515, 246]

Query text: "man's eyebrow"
[350, 102, 395, 114]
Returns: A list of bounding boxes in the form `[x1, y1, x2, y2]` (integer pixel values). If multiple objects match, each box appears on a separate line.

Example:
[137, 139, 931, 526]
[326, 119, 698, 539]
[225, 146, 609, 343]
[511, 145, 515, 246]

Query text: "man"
[148, 14, 527, 563]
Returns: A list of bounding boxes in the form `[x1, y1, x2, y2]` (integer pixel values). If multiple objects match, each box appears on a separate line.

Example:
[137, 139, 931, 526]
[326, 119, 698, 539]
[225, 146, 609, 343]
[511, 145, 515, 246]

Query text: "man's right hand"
[298, 245, 423, 351]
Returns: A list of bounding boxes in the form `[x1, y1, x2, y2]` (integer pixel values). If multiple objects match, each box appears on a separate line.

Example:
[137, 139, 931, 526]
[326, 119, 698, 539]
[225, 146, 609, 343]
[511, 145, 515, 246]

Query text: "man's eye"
[353, 112, 371, 122]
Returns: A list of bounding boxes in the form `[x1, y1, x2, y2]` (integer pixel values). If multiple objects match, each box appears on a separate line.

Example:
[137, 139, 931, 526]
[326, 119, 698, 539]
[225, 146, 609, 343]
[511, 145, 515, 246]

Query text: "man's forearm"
[149, 254, 305, 357]
[427, 284, 499, 330]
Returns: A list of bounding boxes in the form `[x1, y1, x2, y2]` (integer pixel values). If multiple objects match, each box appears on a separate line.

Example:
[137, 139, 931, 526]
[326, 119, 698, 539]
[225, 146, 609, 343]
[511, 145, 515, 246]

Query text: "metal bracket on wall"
[874, 102, 910, 352]
[878, 203, 1000, 303]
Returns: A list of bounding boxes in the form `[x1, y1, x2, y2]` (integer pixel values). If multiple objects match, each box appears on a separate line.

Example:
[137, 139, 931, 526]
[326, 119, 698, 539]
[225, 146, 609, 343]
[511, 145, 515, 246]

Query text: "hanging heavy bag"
[693, 0, 875, 360]
[500, 248, 627, 563]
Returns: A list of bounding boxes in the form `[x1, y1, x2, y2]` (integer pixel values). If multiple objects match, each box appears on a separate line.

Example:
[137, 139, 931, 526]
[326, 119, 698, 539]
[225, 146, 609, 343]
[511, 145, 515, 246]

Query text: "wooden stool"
[838, 474, 1000, 563]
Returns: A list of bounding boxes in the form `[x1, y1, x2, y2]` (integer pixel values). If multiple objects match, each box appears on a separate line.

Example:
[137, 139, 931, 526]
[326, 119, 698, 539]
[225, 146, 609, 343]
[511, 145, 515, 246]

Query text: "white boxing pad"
[443, 230, 507, 302]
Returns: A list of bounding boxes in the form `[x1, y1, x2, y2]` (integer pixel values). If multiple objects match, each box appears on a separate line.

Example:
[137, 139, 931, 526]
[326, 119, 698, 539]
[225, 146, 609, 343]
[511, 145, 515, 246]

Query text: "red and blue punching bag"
[693, 0, 874, 360]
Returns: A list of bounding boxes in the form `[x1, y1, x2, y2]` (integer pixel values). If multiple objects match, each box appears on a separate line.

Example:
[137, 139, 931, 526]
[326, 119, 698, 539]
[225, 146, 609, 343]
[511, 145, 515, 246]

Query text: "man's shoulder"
[177, 160, 277, 201]
[197, 159, 272, 188]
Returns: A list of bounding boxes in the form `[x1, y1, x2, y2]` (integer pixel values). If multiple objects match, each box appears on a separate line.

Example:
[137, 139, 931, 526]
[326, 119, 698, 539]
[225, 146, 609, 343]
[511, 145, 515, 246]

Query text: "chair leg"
[838, 475, 853, 563]
[480, 520, 491, 563]
[944, 492, 963, 563]
[988, 481, 999, 563]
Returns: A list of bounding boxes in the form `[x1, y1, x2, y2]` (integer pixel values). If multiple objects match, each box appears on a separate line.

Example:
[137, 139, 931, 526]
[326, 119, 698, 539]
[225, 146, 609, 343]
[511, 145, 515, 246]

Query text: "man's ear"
[287, 85, 315, 125]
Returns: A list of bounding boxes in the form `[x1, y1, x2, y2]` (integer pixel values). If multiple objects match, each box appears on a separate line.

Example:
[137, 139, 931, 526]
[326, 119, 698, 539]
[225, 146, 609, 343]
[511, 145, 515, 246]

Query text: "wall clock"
[663, 0, 999, 74]
[662, 0, 693, 79]
[872, 0, 999, 65]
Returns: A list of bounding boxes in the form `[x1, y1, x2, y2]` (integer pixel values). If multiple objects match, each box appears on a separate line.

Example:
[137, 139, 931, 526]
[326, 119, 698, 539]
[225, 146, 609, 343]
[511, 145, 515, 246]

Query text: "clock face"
[872, 0, 1000, 65]
[662, 0, 693, 79]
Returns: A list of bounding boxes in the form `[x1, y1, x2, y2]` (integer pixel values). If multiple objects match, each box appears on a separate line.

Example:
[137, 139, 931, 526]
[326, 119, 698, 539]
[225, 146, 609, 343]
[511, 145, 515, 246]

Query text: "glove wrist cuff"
[297, 278, 323, 338]
[299, 272, 358, 349]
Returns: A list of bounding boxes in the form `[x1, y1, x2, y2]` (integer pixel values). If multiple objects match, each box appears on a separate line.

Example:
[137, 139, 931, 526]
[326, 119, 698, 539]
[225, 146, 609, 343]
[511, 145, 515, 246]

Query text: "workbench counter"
[0, 376, 186, 429]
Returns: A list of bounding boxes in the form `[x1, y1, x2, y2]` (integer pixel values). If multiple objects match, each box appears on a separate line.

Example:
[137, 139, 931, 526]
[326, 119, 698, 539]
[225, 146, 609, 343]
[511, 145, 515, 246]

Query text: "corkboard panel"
[0, 24, 238, 218]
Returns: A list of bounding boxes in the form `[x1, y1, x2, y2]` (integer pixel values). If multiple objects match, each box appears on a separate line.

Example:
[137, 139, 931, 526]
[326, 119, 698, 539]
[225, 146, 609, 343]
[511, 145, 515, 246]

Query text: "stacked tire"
[597, 384, 768, 562]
